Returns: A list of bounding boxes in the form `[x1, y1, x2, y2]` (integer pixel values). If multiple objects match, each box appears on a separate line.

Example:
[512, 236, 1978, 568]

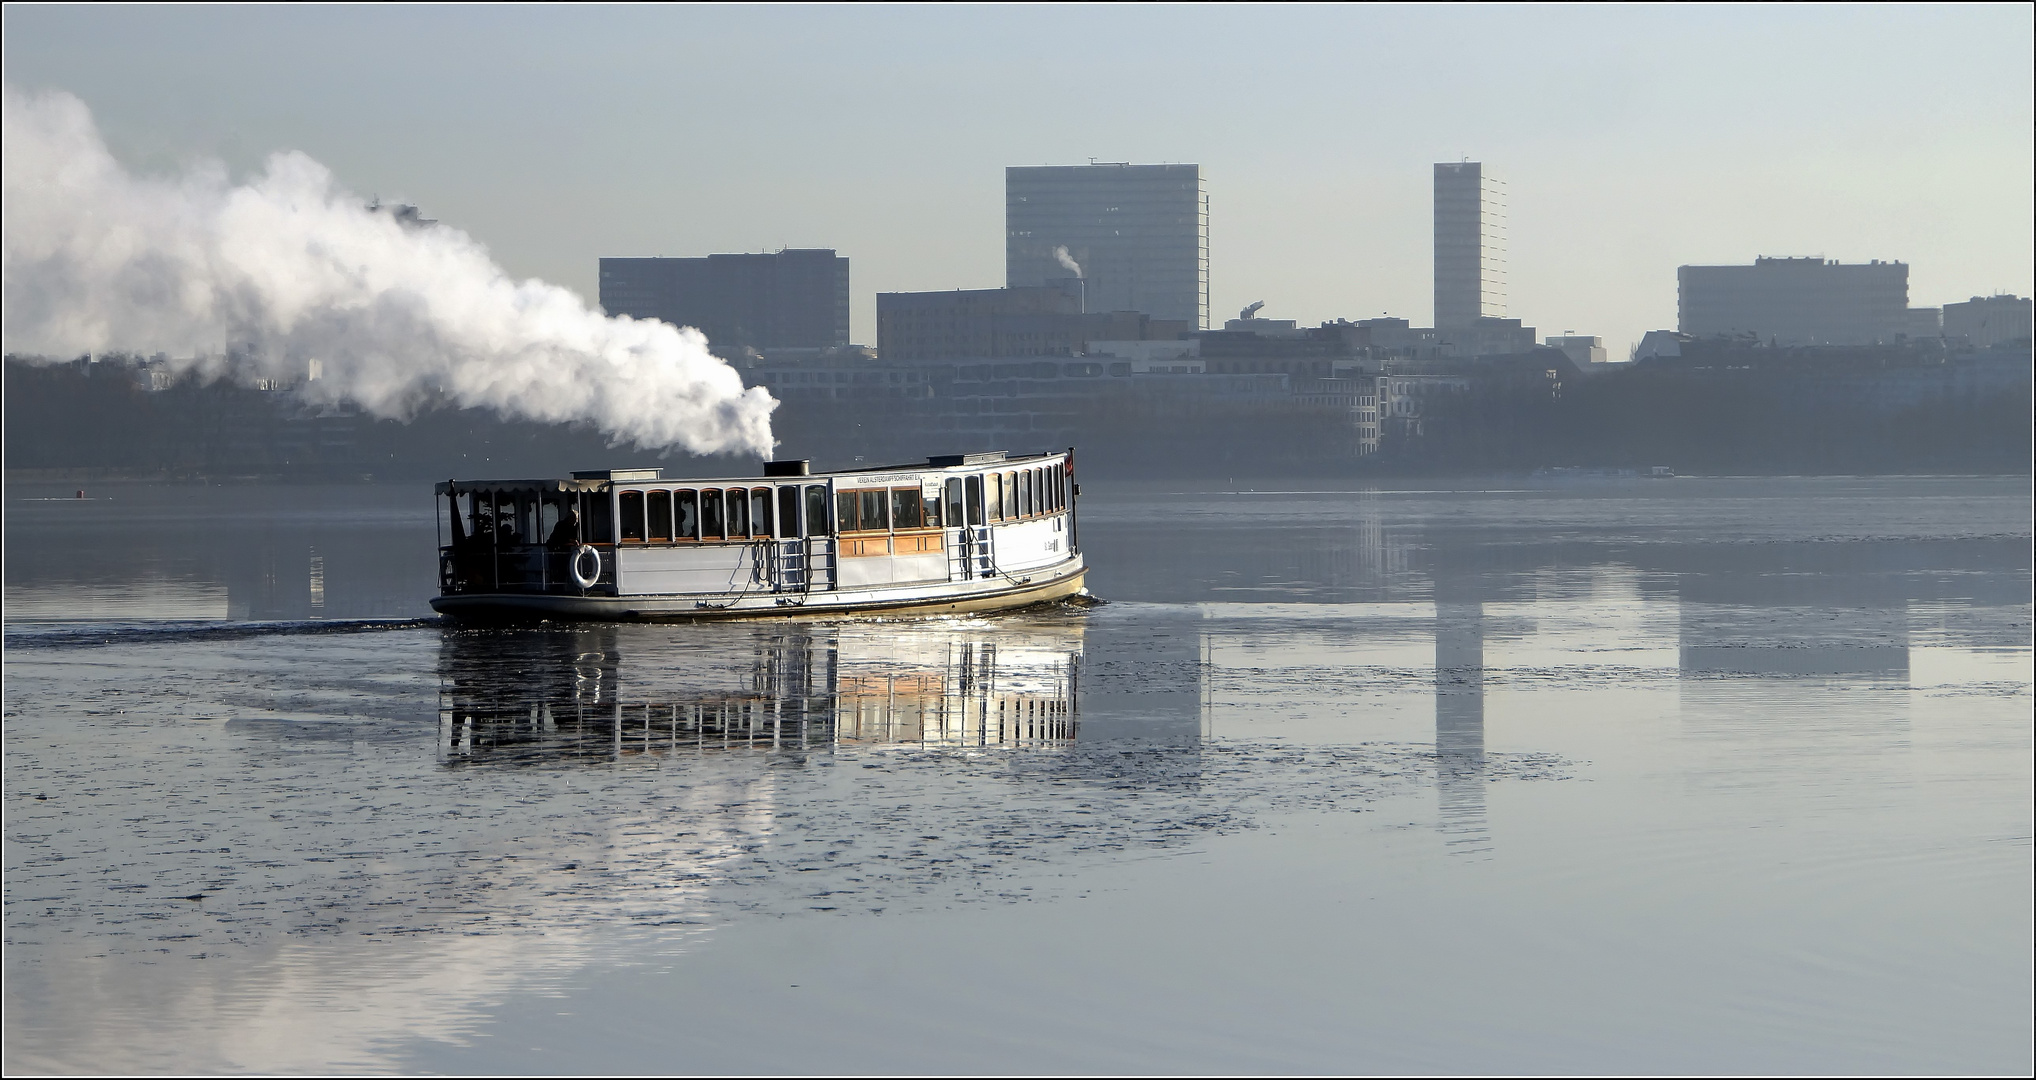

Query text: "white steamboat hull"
[435, 449, 1087, 624]
[431, 553, 1087, 622]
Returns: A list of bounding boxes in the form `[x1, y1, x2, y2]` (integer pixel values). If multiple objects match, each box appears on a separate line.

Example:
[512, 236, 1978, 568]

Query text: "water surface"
[5, 475, 2030, 1073]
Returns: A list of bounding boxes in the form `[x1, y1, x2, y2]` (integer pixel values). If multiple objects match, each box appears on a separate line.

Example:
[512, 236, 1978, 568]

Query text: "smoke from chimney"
[1052, 245, 1083, 279]
[1, 85, 777, 457]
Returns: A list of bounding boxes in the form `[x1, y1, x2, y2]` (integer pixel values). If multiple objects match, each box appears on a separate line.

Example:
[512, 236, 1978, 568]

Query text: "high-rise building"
[1006, 164, 1209, 328]
[1678, 257, 1911, 346]
[598, 249, 849, 352]
[1433, 162, 1507, 329]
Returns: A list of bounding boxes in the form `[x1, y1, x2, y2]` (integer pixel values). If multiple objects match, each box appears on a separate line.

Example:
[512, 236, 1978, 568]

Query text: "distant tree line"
[1392, 349, 2031, 475]
[5, 347, 2029, 481]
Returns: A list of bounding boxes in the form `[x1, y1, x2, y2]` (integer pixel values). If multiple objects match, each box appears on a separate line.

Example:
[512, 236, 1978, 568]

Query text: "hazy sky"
[5, 5, 2031, 359]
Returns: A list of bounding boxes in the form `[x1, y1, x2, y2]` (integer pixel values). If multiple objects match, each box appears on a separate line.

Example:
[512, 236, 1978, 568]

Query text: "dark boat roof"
[435, 450, 1066, 494]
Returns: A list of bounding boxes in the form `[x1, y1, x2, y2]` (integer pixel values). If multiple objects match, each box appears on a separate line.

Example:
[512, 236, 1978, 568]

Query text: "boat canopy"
[437, 451, 1062, 495]
[434, 477, 611, 496]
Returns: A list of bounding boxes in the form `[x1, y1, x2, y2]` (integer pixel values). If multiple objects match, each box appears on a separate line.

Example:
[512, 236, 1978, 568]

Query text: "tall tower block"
[1433, 162, 1507, 329]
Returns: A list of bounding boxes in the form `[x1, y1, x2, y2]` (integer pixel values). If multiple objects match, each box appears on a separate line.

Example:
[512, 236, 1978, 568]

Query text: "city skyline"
[2, 5, 2029, 361]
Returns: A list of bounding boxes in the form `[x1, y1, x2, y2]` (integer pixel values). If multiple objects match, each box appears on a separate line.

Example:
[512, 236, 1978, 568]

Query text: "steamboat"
[431, 450, 1086, 621]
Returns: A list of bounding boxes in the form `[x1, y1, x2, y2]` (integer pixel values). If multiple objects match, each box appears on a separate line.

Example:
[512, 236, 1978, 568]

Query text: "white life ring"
[571, 544, 602, 589]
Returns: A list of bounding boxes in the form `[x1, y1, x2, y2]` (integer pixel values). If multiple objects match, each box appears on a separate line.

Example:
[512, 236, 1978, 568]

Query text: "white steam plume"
[1, 85, 776, 457]
[1052, 245, 1082, 279]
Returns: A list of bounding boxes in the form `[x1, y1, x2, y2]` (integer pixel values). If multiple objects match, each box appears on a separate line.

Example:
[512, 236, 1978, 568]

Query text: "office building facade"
[1678, 257, 1910, 346]
[1434, 162, 1507, 328]
[1545, 335, 1608, 366]
[599, 249, 849, 353]
[1006, 164, 1209, 328]
[1942, 295, 2034, 348]
[877, 283, 1189, 362]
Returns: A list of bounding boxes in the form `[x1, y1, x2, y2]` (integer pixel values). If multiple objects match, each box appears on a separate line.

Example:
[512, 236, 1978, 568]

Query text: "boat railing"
[949, 525, 996, 580]
[760, 537, 839, 595]
[440, 541, 617, 596]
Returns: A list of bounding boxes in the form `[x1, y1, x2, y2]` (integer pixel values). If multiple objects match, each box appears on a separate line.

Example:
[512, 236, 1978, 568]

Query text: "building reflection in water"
[437, 620, 1082, 765]
[1672, 543, 1915, 764]
[1432, 552, 1491, 857]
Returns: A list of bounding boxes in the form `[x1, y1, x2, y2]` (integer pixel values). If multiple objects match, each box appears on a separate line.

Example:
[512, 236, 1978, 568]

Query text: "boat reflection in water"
[437, 619, 1082, 764]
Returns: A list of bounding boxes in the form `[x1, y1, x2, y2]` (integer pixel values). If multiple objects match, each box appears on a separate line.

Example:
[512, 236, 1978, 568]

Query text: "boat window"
[836, 490, 856, 533]
[487, 493, 510, 545]
[585, 490, 613, 542]
[806, 485, 831, 535]
[675, 489, 699, 540]
[778, 486, 801, 538]
[985, 473, 1003, 522]
[892, 487, 924, 529]
[945, 478, 964, 528]
[726, 489, 749, 537]
[924, 487, 942, 527]
[618, 490, 645, 542]
[647, 490, 672, 542]
[751, 489, 772, 538]
[1003, 471, 1018, 520]
[965, 475, 984, 525]
[700, 488, 724, 539]
[455, 492, 481, 541]
[541, 496, 564, 546]
[859, 489, 889, 532]
[1019, 471, 1033, 517]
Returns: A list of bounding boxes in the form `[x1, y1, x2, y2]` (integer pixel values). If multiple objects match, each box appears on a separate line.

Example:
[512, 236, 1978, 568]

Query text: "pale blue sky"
[6, 4, 2031, 357]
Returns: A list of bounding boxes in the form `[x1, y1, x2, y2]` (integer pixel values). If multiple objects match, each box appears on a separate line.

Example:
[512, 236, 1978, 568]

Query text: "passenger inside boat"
[546, 507, 581, 549]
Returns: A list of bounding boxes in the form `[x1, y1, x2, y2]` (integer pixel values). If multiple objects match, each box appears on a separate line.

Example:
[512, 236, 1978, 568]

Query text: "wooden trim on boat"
[840, 536, 891, 557]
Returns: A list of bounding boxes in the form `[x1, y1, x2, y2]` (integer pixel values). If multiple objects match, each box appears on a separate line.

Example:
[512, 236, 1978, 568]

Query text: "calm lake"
[4, 474, 2031, 1073]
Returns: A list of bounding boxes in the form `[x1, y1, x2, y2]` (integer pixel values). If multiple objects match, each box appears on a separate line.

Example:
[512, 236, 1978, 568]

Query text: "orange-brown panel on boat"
[840, 673, 944, 697]
[892, 529, 945, 554]
[840, 537, 893, 558]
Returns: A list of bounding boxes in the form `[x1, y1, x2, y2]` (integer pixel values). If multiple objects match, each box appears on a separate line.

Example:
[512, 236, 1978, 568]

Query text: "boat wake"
[2, 617, 444, 651]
